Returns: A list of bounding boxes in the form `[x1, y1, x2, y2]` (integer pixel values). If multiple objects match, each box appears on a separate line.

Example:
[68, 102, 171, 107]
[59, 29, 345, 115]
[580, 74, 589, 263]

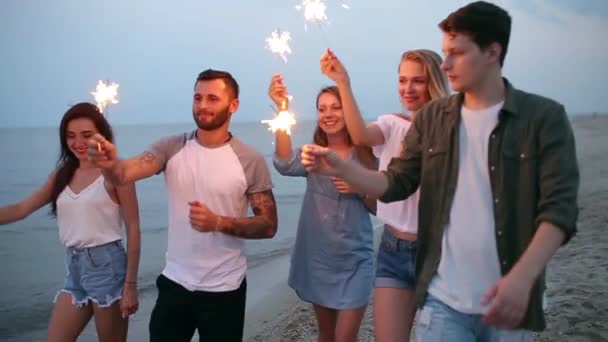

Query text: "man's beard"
[193, 106, 231, 131]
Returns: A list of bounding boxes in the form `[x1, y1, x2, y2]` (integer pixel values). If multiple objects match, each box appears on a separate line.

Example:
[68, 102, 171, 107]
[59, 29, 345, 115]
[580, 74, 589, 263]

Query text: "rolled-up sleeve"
[535, 104, 579, 244]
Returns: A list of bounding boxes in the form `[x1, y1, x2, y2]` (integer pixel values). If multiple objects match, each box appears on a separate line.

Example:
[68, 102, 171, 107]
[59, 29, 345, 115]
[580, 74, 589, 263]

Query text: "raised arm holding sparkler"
[268, 74, 294, 161]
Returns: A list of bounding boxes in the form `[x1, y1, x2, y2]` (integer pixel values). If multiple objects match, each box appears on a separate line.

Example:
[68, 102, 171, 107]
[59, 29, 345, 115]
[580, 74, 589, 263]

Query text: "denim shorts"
[374, 227, 417, 289]
[54, 240, 126, 308]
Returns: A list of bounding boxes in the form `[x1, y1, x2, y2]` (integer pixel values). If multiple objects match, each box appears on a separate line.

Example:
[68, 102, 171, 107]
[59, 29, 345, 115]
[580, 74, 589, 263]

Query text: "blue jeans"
[374, 228, 417, 289]
[415, 295, 533, 342]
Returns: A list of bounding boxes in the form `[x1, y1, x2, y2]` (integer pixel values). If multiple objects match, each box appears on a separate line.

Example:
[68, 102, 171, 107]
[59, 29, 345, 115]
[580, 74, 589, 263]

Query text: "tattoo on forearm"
[221, 190, 278, 239]
[250, 190, 277, 217]
[135, 152, 158, 169]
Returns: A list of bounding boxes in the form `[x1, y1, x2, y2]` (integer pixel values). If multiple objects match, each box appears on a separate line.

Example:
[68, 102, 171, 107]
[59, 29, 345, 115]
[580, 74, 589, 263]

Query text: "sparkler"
[261, 98, 297, 135]
[265, 29, 293, 62]
[90, 80, 119, 114]
[296, 0, 329, 31]
[90, 80, 119, 152]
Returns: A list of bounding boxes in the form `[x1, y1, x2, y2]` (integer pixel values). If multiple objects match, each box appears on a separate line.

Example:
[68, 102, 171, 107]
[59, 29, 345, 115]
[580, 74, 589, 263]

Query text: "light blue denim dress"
[274, 149, 374, 309]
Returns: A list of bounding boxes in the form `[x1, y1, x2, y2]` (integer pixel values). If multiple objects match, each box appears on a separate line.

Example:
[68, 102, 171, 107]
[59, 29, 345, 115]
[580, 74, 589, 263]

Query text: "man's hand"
[320, 49, 350, 85]
[87, 133, 119, 169]
[301, 144, 346, 177]
[189, 201, 221, 233]
[481, 271, 533, 329]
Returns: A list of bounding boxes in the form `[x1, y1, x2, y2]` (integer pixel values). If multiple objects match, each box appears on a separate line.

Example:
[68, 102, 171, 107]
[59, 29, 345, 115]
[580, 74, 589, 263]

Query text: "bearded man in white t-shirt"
[87, 69, 278, 342]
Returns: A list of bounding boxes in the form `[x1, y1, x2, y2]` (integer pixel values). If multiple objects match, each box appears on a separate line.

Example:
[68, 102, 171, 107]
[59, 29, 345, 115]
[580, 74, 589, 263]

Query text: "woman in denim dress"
[0, 103, 141, 342]
[269, 75, 377, 342]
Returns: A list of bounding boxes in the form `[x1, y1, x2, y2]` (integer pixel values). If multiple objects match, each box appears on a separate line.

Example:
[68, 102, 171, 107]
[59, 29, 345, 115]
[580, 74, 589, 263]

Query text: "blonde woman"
[320, 49, 449, 341]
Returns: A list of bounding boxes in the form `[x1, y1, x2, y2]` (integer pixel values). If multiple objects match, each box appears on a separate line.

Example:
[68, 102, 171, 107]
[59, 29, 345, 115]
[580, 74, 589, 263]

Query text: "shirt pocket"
[501, 142, 538, 176]
[502, 145, 537, 162]
[424, 141, 449, 162]
[423, 142, 449, 184]
[501, 142, 539, 203]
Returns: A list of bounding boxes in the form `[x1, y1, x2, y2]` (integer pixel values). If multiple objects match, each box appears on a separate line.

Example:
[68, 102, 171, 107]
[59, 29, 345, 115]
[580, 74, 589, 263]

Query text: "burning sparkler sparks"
[265, 29, 293, 62]
[262, 110, 297, 135]
[296, 0, 329, 30]
[262, 98, 297, 135]
[90, 80, 119, 113]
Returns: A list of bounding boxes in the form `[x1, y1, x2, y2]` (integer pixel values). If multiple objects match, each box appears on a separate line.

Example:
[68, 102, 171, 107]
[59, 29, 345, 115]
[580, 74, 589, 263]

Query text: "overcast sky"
[1, 0, 607, 127]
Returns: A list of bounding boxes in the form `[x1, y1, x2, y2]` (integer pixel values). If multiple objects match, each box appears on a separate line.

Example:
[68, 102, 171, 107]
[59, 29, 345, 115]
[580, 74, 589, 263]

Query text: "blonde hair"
[399, 49, 450, 100]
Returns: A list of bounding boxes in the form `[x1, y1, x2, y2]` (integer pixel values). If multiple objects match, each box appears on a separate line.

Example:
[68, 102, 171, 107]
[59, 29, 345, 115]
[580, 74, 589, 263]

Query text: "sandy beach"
[247, 115, 608, 342]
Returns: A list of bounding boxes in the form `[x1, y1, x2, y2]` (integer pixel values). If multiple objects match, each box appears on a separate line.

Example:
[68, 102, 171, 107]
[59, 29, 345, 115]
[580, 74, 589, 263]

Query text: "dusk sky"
[1, 0, 607, 127]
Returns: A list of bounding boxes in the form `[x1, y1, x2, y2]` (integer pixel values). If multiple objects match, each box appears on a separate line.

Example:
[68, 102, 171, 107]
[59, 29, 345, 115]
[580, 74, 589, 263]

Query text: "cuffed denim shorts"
[374, 227, 417, 289]
[54, 240, 126, 308]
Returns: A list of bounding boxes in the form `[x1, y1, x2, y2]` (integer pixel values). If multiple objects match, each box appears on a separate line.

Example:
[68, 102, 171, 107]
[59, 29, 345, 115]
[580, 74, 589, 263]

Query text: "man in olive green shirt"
[302, 1, 579, 340]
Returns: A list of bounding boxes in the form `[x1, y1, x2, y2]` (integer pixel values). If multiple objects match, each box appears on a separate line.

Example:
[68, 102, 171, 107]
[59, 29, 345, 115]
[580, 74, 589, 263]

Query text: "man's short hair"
[439, 1, 511, 66]
[195, 69, 240, 99]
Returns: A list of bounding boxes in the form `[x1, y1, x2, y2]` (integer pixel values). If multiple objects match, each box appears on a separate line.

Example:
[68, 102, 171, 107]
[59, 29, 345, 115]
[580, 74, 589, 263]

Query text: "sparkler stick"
[90, 80, 119, 152]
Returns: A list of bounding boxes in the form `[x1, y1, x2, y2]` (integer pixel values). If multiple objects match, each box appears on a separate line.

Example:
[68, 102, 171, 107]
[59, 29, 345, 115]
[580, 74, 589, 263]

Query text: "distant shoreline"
[1, 112, 606, 129]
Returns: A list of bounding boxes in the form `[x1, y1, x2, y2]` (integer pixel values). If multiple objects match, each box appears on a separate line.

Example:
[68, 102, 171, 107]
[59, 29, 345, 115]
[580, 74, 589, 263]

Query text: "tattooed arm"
[88, 133, 164, 185]
[221, 190, 278, 239]
[103, 152, 163, 185]
[190, 190, 278, 239]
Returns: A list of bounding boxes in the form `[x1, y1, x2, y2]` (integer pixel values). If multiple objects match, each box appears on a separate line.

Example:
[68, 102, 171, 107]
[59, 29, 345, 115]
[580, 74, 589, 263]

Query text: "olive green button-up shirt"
[380, 79, 579, 331]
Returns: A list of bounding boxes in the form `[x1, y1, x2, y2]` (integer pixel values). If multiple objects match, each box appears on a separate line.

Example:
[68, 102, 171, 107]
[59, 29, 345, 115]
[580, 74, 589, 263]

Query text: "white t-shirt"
[428, 101, 504, 313]
[57, 175, 123, 248]
[373, 114, 420, 234]
[148, 132, 273, 292]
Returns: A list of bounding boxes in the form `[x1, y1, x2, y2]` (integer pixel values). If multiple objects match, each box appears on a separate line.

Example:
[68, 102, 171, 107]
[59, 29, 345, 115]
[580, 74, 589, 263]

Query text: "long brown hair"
[50, 103, 114, 216]
[312, 86, 376, 170]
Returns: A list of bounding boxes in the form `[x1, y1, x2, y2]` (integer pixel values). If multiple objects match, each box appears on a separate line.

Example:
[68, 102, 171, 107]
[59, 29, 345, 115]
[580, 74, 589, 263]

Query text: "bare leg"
[93, 301, 128, 342]
[374, 287, 416, 342]
[334, 305, 367, 342]
[313, 304, 339, 342]
[46, 292, 93, 342]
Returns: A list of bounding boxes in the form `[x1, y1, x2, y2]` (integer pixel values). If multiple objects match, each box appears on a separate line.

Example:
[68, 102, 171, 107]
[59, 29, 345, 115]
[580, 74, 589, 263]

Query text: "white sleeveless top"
[56, 176, 123, 248]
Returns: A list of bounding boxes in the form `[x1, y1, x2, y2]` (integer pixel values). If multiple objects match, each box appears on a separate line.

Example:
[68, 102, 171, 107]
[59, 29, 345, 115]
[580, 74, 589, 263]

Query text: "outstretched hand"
[87, 133, 118, 169]
[301, 144, 346, 177]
